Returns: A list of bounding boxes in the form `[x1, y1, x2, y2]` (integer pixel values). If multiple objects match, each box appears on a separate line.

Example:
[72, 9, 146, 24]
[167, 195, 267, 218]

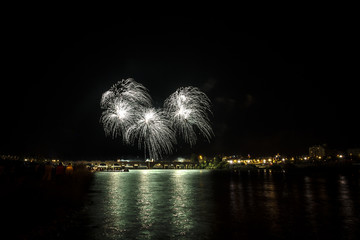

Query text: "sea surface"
[73, 169, 360, 240]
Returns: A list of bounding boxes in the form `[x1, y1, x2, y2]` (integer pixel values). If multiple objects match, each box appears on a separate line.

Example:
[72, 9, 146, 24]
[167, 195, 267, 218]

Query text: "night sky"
[1, 11, 358, 160]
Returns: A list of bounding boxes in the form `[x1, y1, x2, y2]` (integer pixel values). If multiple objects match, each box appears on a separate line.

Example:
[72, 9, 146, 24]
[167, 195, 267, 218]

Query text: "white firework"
[164, 86, 213, 146]
[100, 79, 213, 160]
[126, 108, 176, 160]
[100, 90, 115, 109]
[101, 78, 152, 109]
[100, 78, 152, 141]
[100, 99, 135, 142]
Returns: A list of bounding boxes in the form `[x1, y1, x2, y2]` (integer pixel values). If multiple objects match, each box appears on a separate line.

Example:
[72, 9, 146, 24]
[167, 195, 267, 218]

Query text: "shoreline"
[0, 161, 94, 239]
[1, 160, 359, 239]
[93, 162, 360, 175]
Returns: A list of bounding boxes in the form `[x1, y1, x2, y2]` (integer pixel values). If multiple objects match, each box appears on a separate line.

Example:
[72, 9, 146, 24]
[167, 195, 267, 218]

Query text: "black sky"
[1, 10, 358, 160]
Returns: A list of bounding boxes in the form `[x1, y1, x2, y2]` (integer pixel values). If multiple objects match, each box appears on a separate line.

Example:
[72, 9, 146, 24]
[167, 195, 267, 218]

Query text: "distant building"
[309, 145, 326, 159]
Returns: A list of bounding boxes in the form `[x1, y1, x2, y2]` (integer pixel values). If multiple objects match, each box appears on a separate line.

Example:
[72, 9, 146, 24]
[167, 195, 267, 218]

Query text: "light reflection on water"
[84, 170, 360, 240]
[88, 170, 215, 240]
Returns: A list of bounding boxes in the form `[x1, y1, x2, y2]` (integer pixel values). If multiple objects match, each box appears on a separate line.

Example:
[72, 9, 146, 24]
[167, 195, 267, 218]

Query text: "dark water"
[78, 170, 360, 240]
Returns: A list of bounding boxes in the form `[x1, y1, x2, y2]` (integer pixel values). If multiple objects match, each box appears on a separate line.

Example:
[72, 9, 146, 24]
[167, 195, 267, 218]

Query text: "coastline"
[1, 159, 359, 239]
[0, 161, 94, 239]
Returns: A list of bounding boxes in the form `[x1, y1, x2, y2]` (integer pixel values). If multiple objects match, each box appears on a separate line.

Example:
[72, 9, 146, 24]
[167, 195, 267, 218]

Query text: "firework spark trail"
[100, 99, 135, 141]
[100, 90, 114, 109]
[126, 108, 176, 160]
[100, 78, 152, 109]
[164, 87, 213, 146]
[100, 79, 213, 160]
[100, 78, 152, 142]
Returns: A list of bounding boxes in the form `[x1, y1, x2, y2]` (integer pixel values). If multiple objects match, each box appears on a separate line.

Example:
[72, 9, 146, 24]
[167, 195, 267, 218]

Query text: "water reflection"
[262, 177, 280, 235]
[137, 170, 154, 238]
[304, 175, 318, 235]
[338, 175, 354, 217]
[170, 171, 193, 238]
[338, 175, 357, 239]
[85, 170, 360, 240]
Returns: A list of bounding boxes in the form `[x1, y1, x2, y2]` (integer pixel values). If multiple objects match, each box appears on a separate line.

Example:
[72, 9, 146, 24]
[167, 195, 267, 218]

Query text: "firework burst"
[126, 108, 176, 160]
[100, 78, 152, 110]
[100, 78, 151, 141]
[164, 86, 213, 146]
[100, 99, 135, 141]
[100, 79, 213, 160]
